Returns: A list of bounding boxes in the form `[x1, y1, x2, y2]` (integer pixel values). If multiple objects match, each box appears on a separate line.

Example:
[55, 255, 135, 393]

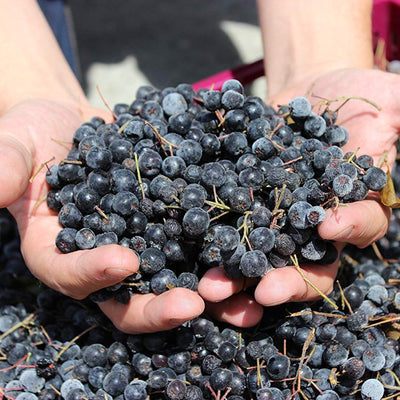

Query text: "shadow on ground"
[69, 0, 260, 91]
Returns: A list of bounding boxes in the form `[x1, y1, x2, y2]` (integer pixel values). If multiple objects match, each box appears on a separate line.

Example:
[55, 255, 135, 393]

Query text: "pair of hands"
[2, 68, 397, 333]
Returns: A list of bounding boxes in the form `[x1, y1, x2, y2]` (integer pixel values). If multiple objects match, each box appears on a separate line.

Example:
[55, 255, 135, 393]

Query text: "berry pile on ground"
[1, 207, 400, 399]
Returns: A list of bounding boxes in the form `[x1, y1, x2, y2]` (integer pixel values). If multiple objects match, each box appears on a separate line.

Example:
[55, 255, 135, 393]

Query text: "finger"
[318, 197, 390, 248]
[197, 266, 245, 302]
[99, 288, 205, 334]
[28, 241, 139, 300]
[205, 292, 264, 328]
[0, 133, 33, 207]
[0, 101, 110, 210]
[254, 258, 340, 307]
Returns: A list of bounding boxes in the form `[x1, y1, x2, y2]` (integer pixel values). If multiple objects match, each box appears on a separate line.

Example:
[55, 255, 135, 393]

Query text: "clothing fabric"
[37, 0, 78, 76]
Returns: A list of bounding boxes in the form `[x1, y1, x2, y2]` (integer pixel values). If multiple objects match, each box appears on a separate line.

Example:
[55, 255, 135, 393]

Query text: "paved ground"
[68, 0, 266, 108]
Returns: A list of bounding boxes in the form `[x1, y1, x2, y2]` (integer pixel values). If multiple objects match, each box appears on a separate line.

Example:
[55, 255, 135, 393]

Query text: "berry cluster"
[1, 207, 400, 400]
[46, 80, 387, 301]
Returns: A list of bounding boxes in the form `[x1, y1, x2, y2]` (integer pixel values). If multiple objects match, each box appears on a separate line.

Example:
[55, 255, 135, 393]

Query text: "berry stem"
[336, 280, 354, 314]
[94, 205, 109, 220]
[40, 325, 52, 345]
[312, 94, 381, 113]
[215, 109, 225, 124]
[345, 147, 360, 163]
[256, 358, 263, 388]
[144, 121, 180, 152]
[204, 200, 231, 211]
[282, 155, 303, 166]
[0, 354, 29, 372]
[290, 255, 338, 310]
[96, 84, 118, 120]
[204, 381, 218, 400]
[50, 137, 72, 150]
[31, 193, 47, 215]
[290, 310, 348, 320]
[0, 313, 36, 342]
[209, 210, 230, 222]
[134, 152, 146, 199]
[269, 120, 284, 140]
[272, 184, 287, 216]
[238, 211, 253, 247]
[382, 391, 400, 400]
[219, 387, 231, 400]
[54, 324, 98, 361]
[59, 159, 83, 165]
[48, 384, 62, 397]
[295, 327, 315, 393]
[117, 119, 131, 134]
[364, 314, 400, 330]
[29, 156, 56, 183]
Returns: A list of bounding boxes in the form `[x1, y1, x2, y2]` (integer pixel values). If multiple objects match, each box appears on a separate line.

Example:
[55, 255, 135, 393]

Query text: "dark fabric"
[37, 0, 78, 76]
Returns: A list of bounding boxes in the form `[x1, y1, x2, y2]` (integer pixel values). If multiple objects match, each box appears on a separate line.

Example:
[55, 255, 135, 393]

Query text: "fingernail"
[255, 286, 291, 307]
[264, 293, 292, 306]
[169, 318, 189, 326]
[330, 225, 354, 241]
[104, 268, 132, 279]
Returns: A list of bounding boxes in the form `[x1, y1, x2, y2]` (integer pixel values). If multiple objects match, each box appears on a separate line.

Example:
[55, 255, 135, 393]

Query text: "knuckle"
[112, 319, 130, 333]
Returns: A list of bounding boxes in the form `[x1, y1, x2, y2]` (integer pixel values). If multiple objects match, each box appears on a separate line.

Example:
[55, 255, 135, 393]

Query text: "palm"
[2, 99, 205, 333]
[4, 99, 108, 292]
[270, 68, 400, 166]
[199, 68, 400, 327]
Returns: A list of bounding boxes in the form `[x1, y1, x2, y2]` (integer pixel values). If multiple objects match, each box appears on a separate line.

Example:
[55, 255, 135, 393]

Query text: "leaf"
[380, 168, 400, 208]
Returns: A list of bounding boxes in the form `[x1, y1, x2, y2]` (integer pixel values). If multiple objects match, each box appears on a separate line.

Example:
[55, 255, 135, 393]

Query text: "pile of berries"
[1, 207, 400, 400]
[46, 79, 387, 302]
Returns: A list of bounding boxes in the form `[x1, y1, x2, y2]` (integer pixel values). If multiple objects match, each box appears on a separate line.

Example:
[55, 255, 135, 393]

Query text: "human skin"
[198, 0, 399, 326]
[2, 0, 398, 333]
[0, 1, 205, 334]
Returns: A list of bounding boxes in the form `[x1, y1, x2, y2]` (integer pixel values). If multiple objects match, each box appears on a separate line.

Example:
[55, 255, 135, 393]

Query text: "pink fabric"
[372, 0, 400, 61]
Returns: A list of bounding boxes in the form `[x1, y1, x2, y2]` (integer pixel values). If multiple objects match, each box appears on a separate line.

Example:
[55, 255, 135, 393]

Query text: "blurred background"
[68, 0, 267, 108]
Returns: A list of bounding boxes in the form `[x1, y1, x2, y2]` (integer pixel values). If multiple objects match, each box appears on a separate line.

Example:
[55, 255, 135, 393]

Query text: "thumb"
[26, 241, 140, 300]
[318, 197, 390, 248]
[0, 132, 33, 208]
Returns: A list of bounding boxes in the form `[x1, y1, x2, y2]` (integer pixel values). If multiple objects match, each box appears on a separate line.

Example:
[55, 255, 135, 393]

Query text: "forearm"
[257, 0, 374, 97]
[0, 0, 86, 113]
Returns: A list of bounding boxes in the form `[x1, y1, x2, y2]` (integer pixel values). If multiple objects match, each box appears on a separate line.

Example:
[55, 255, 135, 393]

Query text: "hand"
[2, 98, 204, 333]
[198, 68, 399, 326]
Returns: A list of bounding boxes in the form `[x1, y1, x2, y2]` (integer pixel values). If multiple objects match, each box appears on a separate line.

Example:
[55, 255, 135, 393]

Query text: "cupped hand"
[199, 68, 400, 326]
[2, 99, 204, 333]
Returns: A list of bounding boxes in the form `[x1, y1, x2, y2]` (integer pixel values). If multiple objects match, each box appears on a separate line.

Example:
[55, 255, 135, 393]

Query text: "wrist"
[0, 1, 86, 114]
[258, 0, 374, 97]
